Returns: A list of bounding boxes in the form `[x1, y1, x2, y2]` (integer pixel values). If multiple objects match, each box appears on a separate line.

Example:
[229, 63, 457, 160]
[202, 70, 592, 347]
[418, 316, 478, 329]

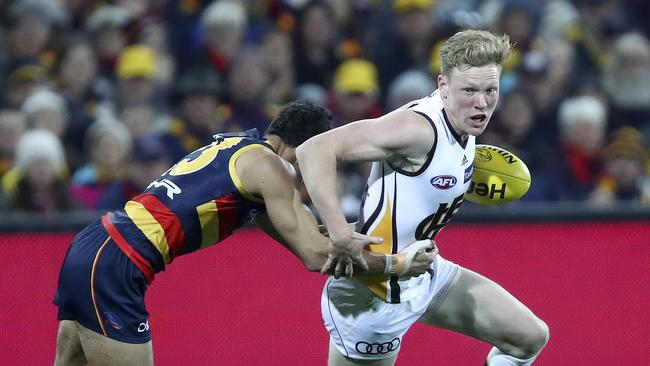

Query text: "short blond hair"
[440, 30, 512, 76]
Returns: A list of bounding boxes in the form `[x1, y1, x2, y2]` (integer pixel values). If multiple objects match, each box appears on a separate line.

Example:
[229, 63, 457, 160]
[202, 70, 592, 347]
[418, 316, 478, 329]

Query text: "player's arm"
[254, 199, 436, 277]
[295, 109, 435, 277]
[255, 211, 391, 274]
[238, 147, 403, 275]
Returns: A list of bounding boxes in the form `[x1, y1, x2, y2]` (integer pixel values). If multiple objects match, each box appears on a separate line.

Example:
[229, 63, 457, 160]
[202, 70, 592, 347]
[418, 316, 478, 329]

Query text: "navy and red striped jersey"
[105, 129, 270, 274]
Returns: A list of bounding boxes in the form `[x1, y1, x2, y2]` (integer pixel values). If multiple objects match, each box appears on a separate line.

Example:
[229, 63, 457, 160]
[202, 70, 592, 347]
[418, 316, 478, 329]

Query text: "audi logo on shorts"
[355, 337, 401, 355]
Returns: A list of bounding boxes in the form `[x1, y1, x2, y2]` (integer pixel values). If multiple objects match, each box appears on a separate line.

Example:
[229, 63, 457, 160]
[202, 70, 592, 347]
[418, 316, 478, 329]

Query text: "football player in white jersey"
[296, 30, 549, 366]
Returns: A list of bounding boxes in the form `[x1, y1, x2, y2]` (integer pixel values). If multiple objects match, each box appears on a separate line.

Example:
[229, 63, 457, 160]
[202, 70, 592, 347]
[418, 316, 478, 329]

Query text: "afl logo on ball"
[475, 149, 492, 163]
[431, 175, 457, 189]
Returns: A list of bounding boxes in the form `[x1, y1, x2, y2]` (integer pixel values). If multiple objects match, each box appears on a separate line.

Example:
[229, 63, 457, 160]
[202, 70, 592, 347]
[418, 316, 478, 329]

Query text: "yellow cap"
[394, 0, 434, 12]
[116, 45, 156, 79]
[602, 127, 648, 161]
[334, 59, 378, 95]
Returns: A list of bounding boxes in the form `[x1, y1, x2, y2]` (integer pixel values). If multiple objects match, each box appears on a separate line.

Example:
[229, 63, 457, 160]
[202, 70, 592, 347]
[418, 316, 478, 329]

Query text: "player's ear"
[437, 74, 448, 99]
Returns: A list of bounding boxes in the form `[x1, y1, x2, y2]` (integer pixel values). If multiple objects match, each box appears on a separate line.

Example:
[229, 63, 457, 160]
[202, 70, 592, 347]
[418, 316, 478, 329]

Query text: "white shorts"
[321, 255, 460, 360]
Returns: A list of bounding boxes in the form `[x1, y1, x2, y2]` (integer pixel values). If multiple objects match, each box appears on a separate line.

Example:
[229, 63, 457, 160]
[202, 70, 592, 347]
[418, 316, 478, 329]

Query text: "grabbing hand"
[386, 239, 438, 277]
[321, 231, 383, 279]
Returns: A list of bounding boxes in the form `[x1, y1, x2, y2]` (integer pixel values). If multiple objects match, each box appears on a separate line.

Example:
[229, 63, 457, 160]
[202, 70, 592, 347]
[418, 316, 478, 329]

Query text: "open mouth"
[469, 114, 487, 125]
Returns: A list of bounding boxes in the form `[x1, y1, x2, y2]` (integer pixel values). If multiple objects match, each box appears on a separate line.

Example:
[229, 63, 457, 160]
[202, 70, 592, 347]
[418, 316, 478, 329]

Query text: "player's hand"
[321, 231, 383, 279]
[403, 240, 437, 277]
[389, 239, 437, 277]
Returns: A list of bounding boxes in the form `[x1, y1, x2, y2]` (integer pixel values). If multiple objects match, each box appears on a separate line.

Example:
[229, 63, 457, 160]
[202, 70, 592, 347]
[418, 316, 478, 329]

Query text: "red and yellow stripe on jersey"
[102, 130, 269, 278]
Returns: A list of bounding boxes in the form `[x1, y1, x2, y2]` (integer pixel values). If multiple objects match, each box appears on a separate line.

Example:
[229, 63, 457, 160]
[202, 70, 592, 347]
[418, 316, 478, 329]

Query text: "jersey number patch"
[168, 137, 243, 176]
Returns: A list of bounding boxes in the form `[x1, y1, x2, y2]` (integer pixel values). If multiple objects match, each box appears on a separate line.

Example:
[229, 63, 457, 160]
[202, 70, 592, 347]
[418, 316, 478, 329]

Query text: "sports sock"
[485, 346, 539, 366]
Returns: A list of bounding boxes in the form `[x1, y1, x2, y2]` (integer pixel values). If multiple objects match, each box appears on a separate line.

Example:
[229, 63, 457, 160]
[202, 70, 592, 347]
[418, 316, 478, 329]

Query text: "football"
[465, 144, 531, 205]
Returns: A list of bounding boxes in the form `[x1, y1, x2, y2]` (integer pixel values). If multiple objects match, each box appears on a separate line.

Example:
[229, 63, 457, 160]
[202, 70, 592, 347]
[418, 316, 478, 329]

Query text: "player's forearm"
[360, 251, 390, 275]
[316, 249, 388, 276]
[296, 141, 349, 238]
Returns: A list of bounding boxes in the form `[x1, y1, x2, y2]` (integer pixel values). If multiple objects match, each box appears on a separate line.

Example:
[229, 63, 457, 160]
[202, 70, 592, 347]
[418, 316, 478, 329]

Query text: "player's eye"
[486, 88, 497, 96]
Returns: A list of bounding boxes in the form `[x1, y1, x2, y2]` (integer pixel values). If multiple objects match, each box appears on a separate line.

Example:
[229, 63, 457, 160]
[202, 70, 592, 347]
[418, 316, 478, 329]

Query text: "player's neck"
[265, 135, 292, 160]
[445, 112, 469, 142]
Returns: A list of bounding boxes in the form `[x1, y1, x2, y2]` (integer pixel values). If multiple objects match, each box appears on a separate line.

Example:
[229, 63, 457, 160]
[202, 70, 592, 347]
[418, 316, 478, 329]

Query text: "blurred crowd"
[0, 0, 649, 216]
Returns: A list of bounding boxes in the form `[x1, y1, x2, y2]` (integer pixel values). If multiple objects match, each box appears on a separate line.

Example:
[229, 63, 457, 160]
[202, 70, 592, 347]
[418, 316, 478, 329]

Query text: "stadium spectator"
[165, 65, 227, 161]
[224, 46, 277, 132]
[114, 45, 162, 109]
[70, 119, 132, 210]
[570, 0, 630, 82]
[260, 26, 296, 104]
[385, 69, 436, 111]
[537, 0, 579, 42]
[120, 104, 159, 140]
[0, 109, 27, 178]
[85, 6, 131, 80]
[601, 31, 650, 136]
[329, 58, 382, 127]
[589, 127, 650, 206]
[54, 38, 104, 172]
[374, 0, 437, 96]
[5, 0, 64, 69]
[93, 133, 172, 211]
[21, 88, 67, 138]
[492, 1, 542, 72]
[2, 62, 50, 109]
[292, 1, 341, 87]
[124, 16, 177, 94]
[0, 129, 77, 213]
[540, 95, 609, 201]
[193, 0, 248, 79]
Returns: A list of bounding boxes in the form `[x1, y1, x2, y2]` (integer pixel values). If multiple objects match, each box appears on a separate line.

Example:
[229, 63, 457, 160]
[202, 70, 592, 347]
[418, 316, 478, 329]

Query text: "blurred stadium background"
[1, 0, 649, 364]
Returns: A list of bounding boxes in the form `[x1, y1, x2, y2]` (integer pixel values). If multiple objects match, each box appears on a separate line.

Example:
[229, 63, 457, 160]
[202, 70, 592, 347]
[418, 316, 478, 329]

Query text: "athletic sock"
[485, 346, 539, 366]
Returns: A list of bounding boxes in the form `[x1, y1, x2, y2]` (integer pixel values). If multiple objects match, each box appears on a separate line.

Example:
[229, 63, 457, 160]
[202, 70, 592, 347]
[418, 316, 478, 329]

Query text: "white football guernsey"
[355, 90, 475, 303]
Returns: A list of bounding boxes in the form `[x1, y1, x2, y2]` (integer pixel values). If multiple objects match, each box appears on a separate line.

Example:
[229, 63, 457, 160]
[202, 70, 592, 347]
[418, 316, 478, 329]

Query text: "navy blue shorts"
[53, 219, 151, 343]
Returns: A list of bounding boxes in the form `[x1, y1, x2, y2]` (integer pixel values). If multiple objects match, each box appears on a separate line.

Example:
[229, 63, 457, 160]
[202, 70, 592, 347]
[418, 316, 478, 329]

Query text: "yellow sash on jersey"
[357, 197, 394, 300]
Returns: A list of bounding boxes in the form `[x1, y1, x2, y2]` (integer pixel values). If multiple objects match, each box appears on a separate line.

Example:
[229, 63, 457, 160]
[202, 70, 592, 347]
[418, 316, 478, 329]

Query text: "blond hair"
[440, 30, 512, 76]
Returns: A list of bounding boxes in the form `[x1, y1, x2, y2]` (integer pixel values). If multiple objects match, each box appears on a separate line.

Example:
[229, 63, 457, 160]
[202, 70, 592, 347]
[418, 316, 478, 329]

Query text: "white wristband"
[399, 239, 434, 276]
[384, 254, 393, 275]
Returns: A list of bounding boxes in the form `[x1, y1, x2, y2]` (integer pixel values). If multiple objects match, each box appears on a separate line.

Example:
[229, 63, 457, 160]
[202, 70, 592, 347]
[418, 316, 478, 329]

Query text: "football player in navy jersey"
[53, 100, 436, 365]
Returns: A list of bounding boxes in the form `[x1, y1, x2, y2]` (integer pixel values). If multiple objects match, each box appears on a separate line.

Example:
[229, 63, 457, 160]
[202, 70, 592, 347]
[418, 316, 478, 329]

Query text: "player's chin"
[466, 124, 488, 136]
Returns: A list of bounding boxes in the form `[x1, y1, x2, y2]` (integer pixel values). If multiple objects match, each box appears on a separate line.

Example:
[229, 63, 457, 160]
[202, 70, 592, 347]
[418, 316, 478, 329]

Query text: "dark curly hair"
[264, 100, 332, 147]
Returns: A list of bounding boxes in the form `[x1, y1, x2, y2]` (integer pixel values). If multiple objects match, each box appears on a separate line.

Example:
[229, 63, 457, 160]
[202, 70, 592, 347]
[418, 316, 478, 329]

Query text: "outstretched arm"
[295, 109, 435, 278]
[238, 147, 434, 276]
[255, 211, 385, 274]
[255, 212, 436, 277]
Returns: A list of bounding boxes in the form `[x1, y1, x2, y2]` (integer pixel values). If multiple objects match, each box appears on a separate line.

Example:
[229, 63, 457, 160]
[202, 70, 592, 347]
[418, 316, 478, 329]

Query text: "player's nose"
[474, 93, 487, 109]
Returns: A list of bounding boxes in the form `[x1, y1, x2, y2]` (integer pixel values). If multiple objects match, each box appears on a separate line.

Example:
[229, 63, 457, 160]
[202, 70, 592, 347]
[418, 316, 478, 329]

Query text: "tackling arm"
[295, 109, 436, 277]
[239, 147, 399, 275]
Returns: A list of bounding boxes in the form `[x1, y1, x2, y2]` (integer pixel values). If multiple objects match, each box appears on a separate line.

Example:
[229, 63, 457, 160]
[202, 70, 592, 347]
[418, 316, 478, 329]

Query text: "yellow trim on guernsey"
[196, 200, 219, 249]
[91, 237, 111, 336]
[125, 200, 172, 264]
[228, 144, 267, 203]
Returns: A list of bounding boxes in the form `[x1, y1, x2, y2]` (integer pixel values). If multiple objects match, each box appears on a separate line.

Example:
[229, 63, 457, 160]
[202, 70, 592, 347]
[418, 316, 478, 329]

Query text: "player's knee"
[516, 317, 550, 358]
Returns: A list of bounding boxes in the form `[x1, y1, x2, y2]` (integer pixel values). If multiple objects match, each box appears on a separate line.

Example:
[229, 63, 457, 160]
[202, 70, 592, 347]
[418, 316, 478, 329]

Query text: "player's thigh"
[54, 320, 86, 366]
[419, 267, 545, 347]
[328, 340, 398, 366]
[76, 322, 153, 366]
